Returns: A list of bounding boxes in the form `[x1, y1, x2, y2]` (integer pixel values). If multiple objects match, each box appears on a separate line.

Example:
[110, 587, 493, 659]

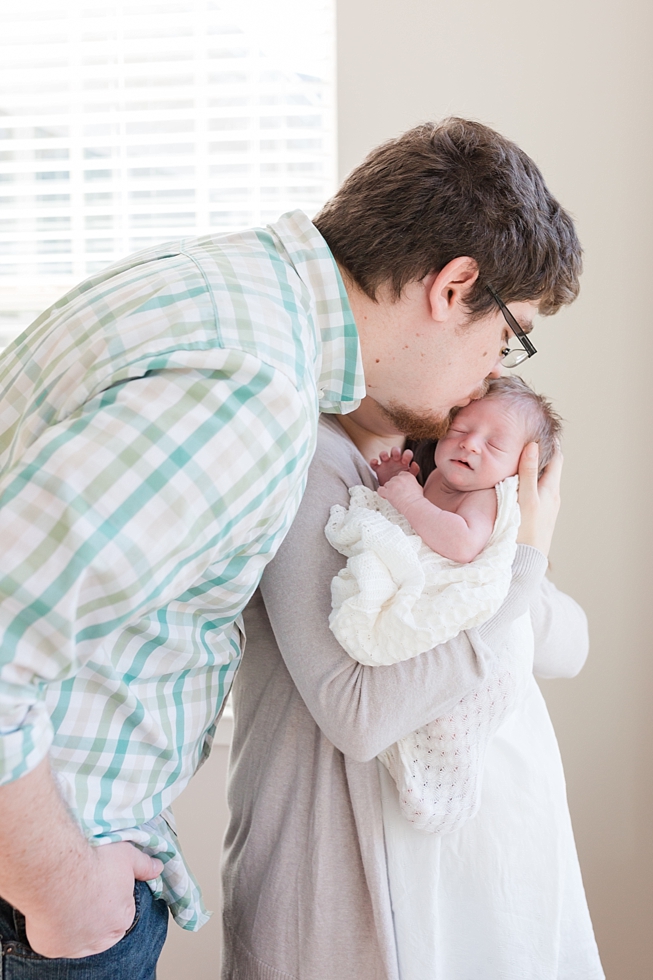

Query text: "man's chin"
[379, 402, 454, 441]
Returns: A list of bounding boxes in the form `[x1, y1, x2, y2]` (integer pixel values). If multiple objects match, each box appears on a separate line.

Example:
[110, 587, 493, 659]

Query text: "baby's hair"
[483, 375, 563, 472]
[407, 375, 562, 485]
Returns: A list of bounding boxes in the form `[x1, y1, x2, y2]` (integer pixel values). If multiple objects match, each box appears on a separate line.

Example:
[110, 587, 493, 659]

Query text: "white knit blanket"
[325, 476, 520, 666]
[325, 475, 531, 834]
[378, 610, 534, 833]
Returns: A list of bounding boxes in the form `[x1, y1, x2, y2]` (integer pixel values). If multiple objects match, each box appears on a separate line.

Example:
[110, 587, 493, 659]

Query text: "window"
[0, 0, 335, 347]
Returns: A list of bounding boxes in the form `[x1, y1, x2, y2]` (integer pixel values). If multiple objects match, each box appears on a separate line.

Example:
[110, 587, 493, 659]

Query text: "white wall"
[158, 727, 230, 980]
[159, 3, 653, 975]
[336, 1, 653, 977]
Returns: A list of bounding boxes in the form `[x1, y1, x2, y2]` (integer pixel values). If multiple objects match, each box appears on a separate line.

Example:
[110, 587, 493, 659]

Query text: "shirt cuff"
[476, 544, 548, 645]
[0, 699, 53, 786]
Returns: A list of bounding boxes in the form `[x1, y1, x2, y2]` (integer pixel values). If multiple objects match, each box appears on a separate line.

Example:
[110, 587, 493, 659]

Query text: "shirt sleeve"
[530, 576, 590, 679]
[0, 356, 310, 784]
[258, 431, 548, 762]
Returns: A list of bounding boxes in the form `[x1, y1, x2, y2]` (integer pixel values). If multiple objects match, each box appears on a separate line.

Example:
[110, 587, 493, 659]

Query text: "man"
[0, 118, 581, 977]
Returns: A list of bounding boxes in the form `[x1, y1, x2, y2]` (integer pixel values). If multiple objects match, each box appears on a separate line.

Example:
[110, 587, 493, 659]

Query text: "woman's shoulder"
[315, 414, 376, 489]
[317, 413, 354, 453]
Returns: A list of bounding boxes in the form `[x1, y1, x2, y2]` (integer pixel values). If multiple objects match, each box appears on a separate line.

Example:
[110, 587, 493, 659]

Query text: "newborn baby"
[373, 374, 560, 563]
[326, 375, 563, 833]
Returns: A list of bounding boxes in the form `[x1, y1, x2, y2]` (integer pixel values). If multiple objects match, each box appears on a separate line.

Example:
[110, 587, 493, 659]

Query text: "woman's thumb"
[519, 442, 539, 482]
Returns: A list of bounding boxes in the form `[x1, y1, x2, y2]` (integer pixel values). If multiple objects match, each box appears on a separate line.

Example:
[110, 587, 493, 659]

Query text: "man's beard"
[379, 403, 454, 441]
[379, 379, 490, 440]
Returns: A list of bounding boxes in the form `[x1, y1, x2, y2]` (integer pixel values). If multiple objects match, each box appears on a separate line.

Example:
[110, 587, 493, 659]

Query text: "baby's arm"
[370, 446, 420, 486]
[378, 472, 496, 563]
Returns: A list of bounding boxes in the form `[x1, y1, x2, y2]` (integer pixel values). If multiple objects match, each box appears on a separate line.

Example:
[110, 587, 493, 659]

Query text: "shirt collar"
[269, 210, 365, 415]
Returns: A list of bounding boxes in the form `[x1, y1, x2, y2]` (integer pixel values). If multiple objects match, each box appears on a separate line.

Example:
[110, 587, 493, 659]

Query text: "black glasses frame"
[486, 284, 537, 361]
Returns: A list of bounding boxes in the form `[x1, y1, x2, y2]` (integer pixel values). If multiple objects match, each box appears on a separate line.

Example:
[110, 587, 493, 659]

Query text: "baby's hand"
[370, 447, 420, 486]
[377, 470, 424, 514]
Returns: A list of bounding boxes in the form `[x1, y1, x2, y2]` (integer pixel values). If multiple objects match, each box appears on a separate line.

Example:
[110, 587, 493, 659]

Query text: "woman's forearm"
[260, 445, 548, 760]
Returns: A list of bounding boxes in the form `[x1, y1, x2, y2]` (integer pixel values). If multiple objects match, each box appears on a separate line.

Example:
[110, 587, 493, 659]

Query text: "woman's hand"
[516, 443, 563, 557]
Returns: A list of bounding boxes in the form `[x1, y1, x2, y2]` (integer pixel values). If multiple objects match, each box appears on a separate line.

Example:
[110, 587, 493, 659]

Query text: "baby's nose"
[460, 435, 482, 452]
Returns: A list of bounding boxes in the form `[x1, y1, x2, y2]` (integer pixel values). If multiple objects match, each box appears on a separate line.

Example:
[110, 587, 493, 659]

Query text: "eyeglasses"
[486, 284, 537, 368]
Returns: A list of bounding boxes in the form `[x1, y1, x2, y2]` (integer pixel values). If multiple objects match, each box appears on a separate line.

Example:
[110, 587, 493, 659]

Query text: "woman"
[221, 404, 602, 980]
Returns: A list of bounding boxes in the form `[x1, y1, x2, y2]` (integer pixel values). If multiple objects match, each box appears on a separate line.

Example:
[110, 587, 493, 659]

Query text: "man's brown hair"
[314, 118, 582, 317]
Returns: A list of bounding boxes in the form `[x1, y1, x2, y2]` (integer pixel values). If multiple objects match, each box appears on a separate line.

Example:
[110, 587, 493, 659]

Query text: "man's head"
[433, 375, 563, 491]
[314, 117, 581, 316]
[315, 118, 581, 439]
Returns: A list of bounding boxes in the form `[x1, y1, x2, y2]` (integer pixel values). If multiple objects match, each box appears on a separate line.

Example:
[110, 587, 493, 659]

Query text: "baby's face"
[433, 396, 527, 491]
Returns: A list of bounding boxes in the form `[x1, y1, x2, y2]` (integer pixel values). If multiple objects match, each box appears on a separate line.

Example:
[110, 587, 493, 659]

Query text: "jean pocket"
[122, 881, 142, 939]
[12, 882, 142, 960]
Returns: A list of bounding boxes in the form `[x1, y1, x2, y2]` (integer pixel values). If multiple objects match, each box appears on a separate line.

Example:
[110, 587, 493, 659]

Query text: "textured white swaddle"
[326, 476, 530, 833]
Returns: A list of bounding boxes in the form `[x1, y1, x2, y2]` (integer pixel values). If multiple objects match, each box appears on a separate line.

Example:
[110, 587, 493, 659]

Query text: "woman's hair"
[314, 118, 582, 318]
[408, 375, 563, 485]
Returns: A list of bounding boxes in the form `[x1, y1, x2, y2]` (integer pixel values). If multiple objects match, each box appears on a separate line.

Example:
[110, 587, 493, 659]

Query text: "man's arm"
[0, 360, 309, 956]
[0, 759, 162, 957]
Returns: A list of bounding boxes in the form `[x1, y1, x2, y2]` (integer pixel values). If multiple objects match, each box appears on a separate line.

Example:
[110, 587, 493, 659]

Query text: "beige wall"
[158, 722, 231, 979]
[160, 2, 653, 976]
[337, 1, 653, 977]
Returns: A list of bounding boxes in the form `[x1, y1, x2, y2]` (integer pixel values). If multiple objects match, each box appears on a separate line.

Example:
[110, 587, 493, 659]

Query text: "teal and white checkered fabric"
[0, 211, 364, 929]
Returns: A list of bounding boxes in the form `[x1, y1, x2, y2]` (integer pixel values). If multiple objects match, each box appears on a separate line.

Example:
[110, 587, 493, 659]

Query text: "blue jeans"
[0, 880, 168, 979]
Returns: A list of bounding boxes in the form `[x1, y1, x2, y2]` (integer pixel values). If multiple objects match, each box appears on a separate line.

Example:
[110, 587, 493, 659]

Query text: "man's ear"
[427, 257, 479, 323]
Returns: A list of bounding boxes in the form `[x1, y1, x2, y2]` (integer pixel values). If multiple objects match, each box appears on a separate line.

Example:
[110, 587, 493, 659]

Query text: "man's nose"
[487, 359, 507, 379]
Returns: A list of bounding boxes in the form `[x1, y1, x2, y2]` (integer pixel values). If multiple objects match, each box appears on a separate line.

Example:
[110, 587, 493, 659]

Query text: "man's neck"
[336, 398, 405, 462]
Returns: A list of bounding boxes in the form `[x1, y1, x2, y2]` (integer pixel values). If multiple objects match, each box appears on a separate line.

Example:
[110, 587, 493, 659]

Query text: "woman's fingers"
[517, 442, 539, 501]
[537, 447, 563, 495]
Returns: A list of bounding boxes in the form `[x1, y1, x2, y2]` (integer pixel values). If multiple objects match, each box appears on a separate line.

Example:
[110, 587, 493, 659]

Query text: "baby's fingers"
[370, 449, 392, 469]
[399, 448, 420, 477]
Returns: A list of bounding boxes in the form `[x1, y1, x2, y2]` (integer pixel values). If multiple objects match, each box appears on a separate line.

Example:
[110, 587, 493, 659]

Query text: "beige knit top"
[221, 415, 588, 980]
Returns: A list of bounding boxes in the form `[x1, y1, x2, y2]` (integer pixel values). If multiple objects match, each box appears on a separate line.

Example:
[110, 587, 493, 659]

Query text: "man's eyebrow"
[516, 319, 534, 335]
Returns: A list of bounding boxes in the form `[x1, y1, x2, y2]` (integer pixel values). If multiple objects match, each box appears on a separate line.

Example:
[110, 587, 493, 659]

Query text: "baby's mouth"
[452, 459, 472, 469]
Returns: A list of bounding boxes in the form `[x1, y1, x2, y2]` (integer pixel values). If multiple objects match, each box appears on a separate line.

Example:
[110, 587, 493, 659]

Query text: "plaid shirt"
[0, 211, 364, 929]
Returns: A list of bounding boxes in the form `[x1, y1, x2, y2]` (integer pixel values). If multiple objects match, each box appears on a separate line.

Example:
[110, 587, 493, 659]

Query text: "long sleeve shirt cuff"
[476, 544, 548, 645]
[0, 697, 53, 785]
